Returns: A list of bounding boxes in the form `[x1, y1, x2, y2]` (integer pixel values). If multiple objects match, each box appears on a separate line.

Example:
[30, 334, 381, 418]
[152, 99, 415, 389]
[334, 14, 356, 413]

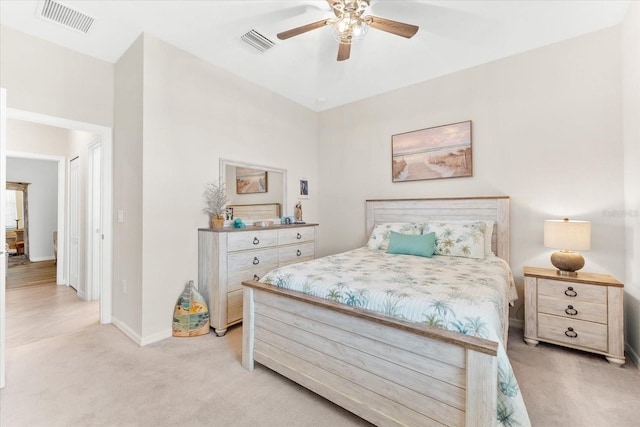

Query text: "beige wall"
[0, 26, 114, 127]
[112, 35, 318, 342]
[622, 2, 640, 366]
[317, 27, 626, 325]
[113, 35, 144, 338]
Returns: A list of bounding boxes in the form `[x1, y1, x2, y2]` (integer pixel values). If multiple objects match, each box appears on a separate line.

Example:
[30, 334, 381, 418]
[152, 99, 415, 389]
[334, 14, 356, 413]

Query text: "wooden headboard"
[365, 197, 510, 263]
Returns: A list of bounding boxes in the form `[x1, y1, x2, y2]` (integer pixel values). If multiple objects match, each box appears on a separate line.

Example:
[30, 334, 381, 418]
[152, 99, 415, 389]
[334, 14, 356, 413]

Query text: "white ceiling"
[0, 0, 632, 111]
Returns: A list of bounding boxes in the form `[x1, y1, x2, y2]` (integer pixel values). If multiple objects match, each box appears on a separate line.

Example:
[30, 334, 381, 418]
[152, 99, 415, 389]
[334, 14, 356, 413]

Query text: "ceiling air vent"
[241, 29, 275, 53]
[37, 0, 94, 34]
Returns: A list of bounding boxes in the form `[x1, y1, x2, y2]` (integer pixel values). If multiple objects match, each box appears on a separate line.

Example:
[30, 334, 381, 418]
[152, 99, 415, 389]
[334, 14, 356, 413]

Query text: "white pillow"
[423, 220, 494, 255]
[422, 222, 486, 259]
[366, 223, 423, 250]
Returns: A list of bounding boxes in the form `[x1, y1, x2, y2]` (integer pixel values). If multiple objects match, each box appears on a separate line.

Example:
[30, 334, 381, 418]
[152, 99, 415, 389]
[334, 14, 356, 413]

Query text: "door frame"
[1, 88, 7, 388]
[5, 108, 113, 324]
[6, 152, 65, 282]
[68, 155, 80, 293]
[87, 141, 102, 300]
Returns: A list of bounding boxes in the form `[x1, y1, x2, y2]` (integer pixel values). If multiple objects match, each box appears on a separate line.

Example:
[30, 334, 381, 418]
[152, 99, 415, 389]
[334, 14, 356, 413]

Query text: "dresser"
[524, 266, 625, 365]
[198, 224, 318, 336]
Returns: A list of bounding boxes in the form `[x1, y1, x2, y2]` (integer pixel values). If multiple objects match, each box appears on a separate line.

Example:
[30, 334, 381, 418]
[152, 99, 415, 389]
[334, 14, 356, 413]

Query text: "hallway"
[5, 261, 99, 350]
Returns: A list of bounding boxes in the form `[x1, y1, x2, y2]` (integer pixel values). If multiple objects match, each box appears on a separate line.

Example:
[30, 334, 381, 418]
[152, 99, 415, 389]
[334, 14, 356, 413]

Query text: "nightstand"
[524, 266, 625, 366]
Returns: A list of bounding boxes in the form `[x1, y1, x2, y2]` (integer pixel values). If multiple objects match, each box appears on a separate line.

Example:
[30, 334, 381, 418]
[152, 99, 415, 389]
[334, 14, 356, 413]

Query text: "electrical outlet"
[122, 279, 127, 294]
[118, 209, 124, 223]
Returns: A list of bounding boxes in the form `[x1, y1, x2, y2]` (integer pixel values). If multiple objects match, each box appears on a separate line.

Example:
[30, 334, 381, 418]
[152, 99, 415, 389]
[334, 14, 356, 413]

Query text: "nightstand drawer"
[538, 313, 607, 352]
[538, 295, 607, 324]
[538, 278, 606, 304]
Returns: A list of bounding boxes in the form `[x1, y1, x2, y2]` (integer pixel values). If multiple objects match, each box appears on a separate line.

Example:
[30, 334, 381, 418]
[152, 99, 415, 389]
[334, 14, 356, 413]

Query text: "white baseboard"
[112, 316, 143, 346]
[111, 316, 172, 347]
[29, 255, 55, 262]
[625, 343, 640, 369]
[140, 329, 172, 346]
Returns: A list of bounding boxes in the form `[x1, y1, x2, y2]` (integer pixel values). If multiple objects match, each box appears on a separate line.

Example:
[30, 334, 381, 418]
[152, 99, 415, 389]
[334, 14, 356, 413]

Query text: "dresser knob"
[296, 233, 302, 239]
[252, 257, 260, 265]
[253, 274, 260, 281]
[564, 287, 577, 297]
[565, 305, 578, 316]
[565, 327, 578, 338]
[296, 249, 302, 256]
[253, 237, 260, 245]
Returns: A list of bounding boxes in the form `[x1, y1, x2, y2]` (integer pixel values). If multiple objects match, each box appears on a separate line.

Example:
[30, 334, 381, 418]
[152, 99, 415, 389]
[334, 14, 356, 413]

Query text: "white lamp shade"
[544, 219, 591, 251]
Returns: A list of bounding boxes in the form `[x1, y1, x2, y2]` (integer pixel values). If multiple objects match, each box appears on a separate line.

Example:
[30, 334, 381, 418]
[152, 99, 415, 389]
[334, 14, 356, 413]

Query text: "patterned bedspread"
[261, 247, 531, 427]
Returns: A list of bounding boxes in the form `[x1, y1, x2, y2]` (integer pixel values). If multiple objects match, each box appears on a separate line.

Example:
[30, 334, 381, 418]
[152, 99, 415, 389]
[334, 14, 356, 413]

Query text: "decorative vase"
[211, 216, 225, 229]
[172, 280, 210, 337]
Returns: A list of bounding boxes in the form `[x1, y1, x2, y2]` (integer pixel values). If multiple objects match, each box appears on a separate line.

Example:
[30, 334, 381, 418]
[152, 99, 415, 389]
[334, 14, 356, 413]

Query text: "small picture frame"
[298, 178, 309, 199]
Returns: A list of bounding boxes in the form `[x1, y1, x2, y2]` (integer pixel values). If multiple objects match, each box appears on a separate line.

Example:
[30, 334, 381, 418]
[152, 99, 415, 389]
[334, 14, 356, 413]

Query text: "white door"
[69, 157, 80, 292]
[1, 88, 7, 387]
[89, 143, 101, 300]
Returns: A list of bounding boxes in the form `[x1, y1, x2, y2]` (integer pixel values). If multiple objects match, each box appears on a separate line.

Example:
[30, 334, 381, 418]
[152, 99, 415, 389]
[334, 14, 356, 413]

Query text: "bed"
[241, 197, 530, 426]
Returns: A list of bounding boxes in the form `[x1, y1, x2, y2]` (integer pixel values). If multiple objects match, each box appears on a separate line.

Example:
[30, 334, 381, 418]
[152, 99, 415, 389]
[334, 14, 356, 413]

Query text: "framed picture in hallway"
[391, 120, 472, 182]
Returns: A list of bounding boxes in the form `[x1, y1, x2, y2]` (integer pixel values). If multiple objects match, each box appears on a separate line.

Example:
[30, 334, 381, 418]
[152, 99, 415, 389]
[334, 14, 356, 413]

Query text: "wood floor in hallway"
[6, 259, 57, 289]
[5, 261, 99, 350]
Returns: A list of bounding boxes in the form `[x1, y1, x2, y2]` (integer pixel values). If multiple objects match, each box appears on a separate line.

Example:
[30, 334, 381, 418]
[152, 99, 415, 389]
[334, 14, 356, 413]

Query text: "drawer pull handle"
[253, 274, 260, 281]
[565, 305, 578, 316]
[252, 257, 260, 265]
[565, 327, 578, 338]
[296, 249, 302, 257]
[296, 233, 302, 240]
[253, 237, 260, 245]
[564, 287, 577, 297]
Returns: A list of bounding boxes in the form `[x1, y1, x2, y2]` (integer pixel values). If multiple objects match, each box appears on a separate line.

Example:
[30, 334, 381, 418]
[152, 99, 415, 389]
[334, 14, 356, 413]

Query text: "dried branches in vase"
[203, 181, 228, 228]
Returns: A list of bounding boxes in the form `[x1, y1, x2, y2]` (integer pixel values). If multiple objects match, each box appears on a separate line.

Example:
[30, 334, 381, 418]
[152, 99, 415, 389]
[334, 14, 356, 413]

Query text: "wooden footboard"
[242, 281, 498, 427]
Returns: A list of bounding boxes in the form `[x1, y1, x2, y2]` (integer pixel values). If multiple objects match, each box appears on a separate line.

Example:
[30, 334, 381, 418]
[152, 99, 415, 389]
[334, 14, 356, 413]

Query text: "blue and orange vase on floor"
[172, 280, 210, 337]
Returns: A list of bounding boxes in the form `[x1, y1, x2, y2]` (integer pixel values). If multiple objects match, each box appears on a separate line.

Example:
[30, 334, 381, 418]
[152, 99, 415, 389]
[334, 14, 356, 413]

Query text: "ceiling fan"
[277, 0, 419, 61]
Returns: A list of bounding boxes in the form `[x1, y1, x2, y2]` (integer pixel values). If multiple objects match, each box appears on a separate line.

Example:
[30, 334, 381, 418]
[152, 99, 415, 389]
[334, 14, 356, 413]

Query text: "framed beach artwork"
[298, 178, 309, 199]
[236, 167, 268, 194]
[392, 120, 472, 182]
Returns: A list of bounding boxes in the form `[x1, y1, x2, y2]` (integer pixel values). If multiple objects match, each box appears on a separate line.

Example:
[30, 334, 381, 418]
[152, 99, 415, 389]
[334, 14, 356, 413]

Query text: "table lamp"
[544, 218, 591, 276]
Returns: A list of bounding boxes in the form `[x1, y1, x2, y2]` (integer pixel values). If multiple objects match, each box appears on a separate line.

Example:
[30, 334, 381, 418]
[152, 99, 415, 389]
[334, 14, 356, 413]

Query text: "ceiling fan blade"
[277, 19, 332, 40]
[365, 16, 419, 38]
[337, 41, 351, 61]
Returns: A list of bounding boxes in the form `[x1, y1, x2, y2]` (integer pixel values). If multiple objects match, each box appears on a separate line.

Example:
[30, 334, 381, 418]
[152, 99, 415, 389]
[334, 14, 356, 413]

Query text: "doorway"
[0, 104, 113, 388]
[5, 182, 29, 261]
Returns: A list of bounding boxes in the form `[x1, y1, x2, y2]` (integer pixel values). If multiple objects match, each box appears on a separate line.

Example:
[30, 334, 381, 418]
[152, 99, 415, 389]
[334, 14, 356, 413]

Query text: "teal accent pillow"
[386, 231, 436, 258]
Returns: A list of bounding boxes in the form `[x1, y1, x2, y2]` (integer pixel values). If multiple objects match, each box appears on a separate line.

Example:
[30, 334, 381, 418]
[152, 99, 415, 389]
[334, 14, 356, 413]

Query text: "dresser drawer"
[279, 242, 315, 266]
[227, 267, 273, 293]
[538, 278, 606, 304]
[227, 290, 243, 324]
[279, 227, 315, 245]
[227, 248, 278, 273]
[227, 230, 278, 252]
[538, 313, 607, 352]
[538, 295, 607, 324]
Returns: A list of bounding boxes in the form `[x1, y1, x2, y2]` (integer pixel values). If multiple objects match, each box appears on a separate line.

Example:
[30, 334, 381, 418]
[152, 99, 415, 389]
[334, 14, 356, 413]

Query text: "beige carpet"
[1, 284, 639, 426]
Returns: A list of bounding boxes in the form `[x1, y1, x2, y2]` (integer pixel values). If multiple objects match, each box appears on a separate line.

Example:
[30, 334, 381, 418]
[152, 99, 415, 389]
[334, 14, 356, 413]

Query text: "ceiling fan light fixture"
[332, 15, 368, 43]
